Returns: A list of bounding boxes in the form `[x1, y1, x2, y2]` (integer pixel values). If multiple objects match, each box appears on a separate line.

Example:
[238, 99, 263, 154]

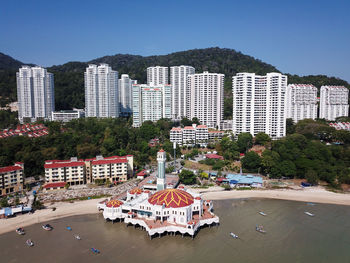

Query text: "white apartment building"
[0, 162, 24, 196]
[182, 126, 196, 145]
[232, 72, 287, 139]
[132, 84, 172, 127]
[170, 127, 183, 145]
[170, 65, 195, 119]
[147, 66, 168, 85]
[170, 124, 209, 147]
[52, 109, 85, 122]
[86, 155, 134, 183]
[44, 158, 85, 185]
[17, 66, 54, 123]
[187, 72, 224, 128]
[320, 86, 349, 121]
[85, 64, 119, 118]
[119, 74, 137, 116]
[286, 84, 318, 122]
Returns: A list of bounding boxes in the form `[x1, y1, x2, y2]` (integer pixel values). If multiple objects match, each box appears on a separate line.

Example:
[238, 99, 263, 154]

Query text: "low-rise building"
[44, 157, 85, 185]
[208, 130, 225, 141]
[51, 109, 85, 122]
[170, 127, 183, 145]
[85, 155, 134, 184]
[0, 162, 24, 196]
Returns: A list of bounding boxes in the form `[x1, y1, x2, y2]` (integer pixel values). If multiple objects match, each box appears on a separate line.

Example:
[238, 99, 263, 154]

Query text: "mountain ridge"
[0, 47, 349, 116]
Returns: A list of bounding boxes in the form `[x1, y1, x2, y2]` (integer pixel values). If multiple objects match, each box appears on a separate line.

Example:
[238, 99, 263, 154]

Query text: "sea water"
[0, 199, 349, 263]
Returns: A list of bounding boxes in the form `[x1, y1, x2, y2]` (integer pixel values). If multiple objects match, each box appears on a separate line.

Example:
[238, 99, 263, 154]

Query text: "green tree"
[0, 197, 9, 208]
[286, 118, 295, 135]
[305, 169, 319, 185]
[237, 133, 253, 153]
[254, 133, 271, 145]
[179, 169, 197, 185]
[241, 151, 261, 172]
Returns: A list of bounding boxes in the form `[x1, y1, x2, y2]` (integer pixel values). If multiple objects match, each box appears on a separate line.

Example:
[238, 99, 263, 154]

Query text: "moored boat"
[26, 239, 34, 247]
[91, 248, 100, 254]
[259, 211, 267, 216]
[74, 234, 81, 240]
[304, 212, 314, 217]
[66, 226, 72, 231]
[230, 232, 238, 239]
[16, 228, 25, 235]
[256, 225, 266, 234]
[42, 224, 53, 231]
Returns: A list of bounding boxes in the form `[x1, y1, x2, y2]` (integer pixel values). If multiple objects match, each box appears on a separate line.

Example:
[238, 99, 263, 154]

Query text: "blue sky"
[1, 0, 350, 81]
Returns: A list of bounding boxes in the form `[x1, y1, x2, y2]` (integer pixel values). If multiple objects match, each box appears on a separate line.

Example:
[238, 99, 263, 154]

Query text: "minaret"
[157, 149, 166, 191]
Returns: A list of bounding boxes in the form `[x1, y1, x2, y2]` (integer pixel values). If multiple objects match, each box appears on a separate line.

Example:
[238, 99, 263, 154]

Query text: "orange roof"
[159, 149, 165, 152]
[148, 189, 194, 208]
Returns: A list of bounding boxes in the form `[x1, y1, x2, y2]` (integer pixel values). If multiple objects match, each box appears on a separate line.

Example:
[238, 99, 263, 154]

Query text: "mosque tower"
[157, 149, 166, 191]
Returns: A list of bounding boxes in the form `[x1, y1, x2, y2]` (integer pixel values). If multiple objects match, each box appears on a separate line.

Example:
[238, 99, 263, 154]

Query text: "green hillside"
[0, 47, 349, 118]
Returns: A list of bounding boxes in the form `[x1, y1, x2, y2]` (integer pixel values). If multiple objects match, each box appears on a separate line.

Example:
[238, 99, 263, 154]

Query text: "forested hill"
[0, 47, 349, 117]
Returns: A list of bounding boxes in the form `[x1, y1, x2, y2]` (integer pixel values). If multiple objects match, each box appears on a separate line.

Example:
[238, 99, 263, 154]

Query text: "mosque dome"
[106, 200, 123, 208]
[148, 189, 194, 208]
[129, 188, 143, 195]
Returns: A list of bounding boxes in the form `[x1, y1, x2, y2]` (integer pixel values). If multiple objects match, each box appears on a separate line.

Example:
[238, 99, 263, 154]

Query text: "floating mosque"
[99, 149, 219, 238]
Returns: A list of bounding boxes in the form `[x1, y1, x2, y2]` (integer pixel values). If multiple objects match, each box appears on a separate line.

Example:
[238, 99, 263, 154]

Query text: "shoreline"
[0, 197, 106, 235]
[199, 186, 350, 206]
[1, 187, 350, 235]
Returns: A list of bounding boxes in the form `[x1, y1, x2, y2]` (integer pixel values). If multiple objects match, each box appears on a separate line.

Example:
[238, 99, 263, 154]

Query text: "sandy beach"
[199, 186, 350, 206]
[1, 187, 350, 235]
[0, 198, 106, 235]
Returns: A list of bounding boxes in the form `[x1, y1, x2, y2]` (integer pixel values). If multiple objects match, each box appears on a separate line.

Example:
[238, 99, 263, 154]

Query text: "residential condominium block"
[187, 72, 224, 128]
[232, 72, 287, 139]
[286, 84, 318, 123]
[85, 155, 134, 183]
[147, 66, 168, 85]
[85, 64, 119, 118]
[132, 84, 172, 127]
[0, 162, 24, 195]
[17, 66, 54, 123]
[170, 65, 195, 119]
[170, 124, 209, 147]
[44, 158, 86, 185]
[119, 74, 137, 116]
[320, 86, 349, 121]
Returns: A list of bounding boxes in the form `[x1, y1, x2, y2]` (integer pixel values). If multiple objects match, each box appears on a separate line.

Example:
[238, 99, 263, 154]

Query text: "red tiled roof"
[159, 149, 165, 152]
[43, 182, 66, 189]
[92, 158, 127, 165]
[197, 125, 207, 128]
[0, 165, 23, 173]
[205, 154, 224, 160]
[137, 170, 147, 176]
[184, 126, 195, 130]
[148, 189, 194, 208]
[44, 161, 85, 169]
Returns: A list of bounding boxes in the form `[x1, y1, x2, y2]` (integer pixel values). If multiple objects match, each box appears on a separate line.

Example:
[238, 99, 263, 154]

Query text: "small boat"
[256, 225, 266, 234]
[259, 211, 267, 216]
[16, 228, 25, 235]
[66, 226, 72, 231]
[26, 239, 34, 247]
[306, 202, 315, 206]
[304, 212, 314, 217]
[91, 248, 100, 254]
[74, 234, 81, 240]
[230, 232, 238, 239]
[42, 224, 53, 231]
